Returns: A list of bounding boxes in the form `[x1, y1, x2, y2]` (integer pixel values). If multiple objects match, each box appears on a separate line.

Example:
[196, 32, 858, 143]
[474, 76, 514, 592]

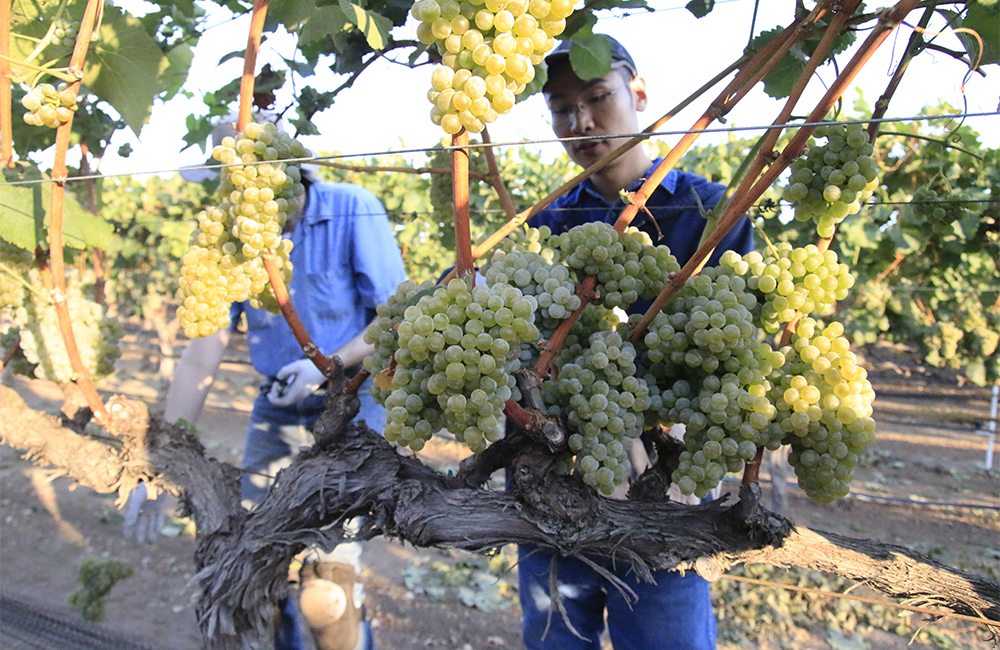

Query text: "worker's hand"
[268, 358, 326, 406]
[123, 481, 164, 544]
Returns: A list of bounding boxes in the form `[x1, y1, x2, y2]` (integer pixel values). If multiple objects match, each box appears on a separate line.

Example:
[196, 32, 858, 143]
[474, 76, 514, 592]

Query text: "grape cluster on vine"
[783, 122, 880, 238]
[176, 122, 309, 338]
[21, 83, 77, 128]
[721, 244, 854, 334]
[52, 19, 79, 47]
[765, 318, 876, 503]
[911, 184, 972, 237]
[413, 0, 575, 134]
[7, 268, 122, 385]
[373, 278, 539, 453]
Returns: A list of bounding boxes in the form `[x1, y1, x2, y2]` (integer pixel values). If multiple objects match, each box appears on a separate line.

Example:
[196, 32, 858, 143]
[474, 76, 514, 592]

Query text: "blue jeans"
[518, 544, 717, 650]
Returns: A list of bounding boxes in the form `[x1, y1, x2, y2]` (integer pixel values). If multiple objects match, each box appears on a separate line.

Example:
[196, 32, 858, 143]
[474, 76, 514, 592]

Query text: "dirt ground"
[1, 330, 997, 650]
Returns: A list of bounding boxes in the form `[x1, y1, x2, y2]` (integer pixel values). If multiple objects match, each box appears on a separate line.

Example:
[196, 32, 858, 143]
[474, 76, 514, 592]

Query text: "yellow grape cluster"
[21, 83, 77, 128]
[413, 0, 576, 134]
[176, 122, 309, 338]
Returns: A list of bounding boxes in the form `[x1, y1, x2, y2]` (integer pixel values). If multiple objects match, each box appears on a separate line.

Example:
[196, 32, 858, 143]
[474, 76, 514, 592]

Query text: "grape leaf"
[82, 5, 187, 134]
[338, 0, 392, 51]
[567, 32, 613, 81]
[299, 5, 350, 45]
[0, 175, 114, 251]
[939, 3, 1000, 67]
[270, 0, 318, 29]
[686, 0, 715, 19]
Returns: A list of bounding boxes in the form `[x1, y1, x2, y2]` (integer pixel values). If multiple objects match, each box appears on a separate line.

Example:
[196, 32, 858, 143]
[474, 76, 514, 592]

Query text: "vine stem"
[874, 250, 906, 284]
[480, 127, 518, 224]
[238, 0, 269, 131]
[262, 256, 332, 377]
[452, 129, 475, 283]
[47, 0, 108, 426]
[629, 0, 921, 348]
[867, 4, 935, 142]
[0, 0, 13, 168]
[531, 11, 817, 379]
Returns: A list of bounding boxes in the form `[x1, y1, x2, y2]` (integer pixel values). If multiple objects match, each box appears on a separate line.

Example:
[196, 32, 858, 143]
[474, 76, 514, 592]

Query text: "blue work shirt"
[532, 158, 755, 268]
[231, 182, 407, 379]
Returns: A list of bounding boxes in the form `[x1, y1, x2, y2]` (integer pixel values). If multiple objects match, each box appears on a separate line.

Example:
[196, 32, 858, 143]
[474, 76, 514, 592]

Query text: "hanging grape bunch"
[7, 268, 123, 385]
[21, 83, 77, 128]
[911, 184, 972, 237]
[176, 121, 310, 339]
[412, 0, 577, 134]
[782, 122, 880, 238]
[722, 242, 854, 335]
[52, 18, 79, 47]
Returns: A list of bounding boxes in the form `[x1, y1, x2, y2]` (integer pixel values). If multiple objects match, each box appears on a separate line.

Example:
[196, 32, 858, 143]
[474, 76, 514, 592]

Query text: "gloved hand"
[123, 481, 164, 544]
[267, 358, 326, 406]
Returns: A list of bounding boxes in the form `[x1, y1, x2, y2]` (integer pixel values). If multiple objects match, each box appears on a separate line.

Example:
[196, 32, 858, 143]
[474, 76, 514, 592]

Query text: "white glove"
[268, 358, 326, 406]
[123, 481, 164, 544]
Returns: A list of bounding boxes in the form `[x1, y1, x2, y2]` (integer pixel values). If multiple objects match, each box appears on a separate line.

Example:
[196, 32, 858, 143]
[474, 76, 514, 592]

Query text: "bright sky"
[92, 0, 999, 179]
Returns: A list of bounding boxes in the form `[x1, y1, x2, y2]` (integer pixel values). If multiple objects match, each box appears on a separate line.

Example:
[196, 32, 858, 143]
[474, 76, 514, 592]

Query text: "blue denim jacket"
[231, 182, 407, 378]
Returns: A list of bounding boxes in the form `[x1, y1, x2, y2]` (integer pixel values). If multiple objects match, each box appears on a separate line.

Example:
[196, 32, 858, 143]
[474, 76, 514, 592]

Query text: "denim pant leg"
[605, 567, 717, 650]
[241, 390, 326, 506]
[518, 544, 607, 650]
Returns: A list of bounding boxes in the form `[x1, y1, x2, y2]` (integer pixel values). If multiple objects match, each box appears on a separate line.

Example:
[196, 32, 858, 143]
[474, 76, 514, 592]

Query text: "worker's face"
[544, 64, 647, 169]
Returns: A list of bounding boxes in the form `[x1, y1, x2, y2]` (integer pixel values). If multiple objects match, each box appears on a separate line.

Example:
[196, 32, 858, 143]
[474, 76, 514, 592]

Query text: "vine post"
[452, 129, 475, 282]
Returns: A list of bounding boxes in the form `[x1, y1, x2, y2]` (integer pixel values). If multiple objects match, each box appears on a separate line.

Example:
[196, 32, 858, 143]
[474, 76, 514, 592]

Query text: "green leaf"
[959, 3, 1000, 66]
[567, 33, 612, 81]
[338, 0, 392, 50]
[270, 0, 318, 29]
[686, 0, 715, 18]
[83, 5, 184, 134]
[299, 5, 350, 45]
[0, 175, 114, 251]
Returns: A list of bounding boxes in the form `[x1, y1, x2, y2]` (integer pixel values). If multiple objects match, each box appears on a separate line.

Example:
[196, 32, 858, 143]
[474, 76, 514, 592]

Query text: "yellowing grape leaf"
[338, 0, 391, 50]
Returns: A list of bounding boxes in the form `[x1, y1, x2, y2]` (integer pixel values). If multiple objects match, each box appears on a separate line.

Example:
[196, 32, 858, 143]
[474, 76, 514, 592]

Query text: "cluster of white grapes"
[378, 278, 539, 453]
[543, 330, 649, 493]
[549, 221, 679, 309]
[1, 242, 34, 313]
[363, 278, 437, 402]
[910, 184, 972, 237]
[413, 0, 576, 134]
[52, 18, 79, 47]
[722, 243, 854, 334]
[9, 269, 122, 385]
[765, 318, 876, 503]
[176, 122, 309, 338]
[783, 123, 879, 238]
[20, 83, 77, 128]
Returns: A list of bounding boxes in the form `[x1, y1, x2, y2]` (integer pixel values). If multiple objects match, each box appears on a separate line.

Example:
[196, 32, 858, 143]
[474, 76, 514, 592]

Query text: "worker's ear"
[630, 75, 648, 112]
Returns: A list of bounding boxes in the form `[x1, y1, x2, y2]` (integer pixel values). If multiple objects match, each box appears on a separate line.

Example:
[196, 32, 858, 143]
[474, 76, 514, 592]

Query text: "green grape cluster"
[766, 318, 876, 503]
[52, 18, 79, 47]
[922, 321, 964, 368]
[363, 279, 437, 402]
[20, 82, 77, 128]
[482, 247, 580, 328]
[427, 143, 491, 224]
[550, 221, 679, 309]
[783, 123, 880, 237]
[628, 265, 785, 498]
[1, 241, 34, 312]
[543, 330, 649, 494]
[377, 278, 539, 453]
[176, 122, 309, 339]
[910, 185, 971, 237]
[11, 269, 122, 385]
[414, 0, 575, 134]
[721, 244, 854, 334]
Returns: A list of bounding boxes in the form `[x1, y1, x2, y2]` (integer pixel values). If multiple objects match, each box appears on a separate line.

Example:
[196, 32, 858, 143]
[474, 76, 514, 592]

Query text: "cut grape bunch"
[176, 122, 310, 339]
[783, 122, 879, 238]
[21, 83, 77, 128]
[413, 0, 576, 134]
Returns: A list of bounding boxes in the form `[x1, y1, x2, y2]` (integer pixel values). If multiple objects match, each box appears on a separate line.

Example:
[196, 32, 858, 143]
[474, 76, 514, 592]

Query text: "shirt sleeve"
[347, 186, 407, 310]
